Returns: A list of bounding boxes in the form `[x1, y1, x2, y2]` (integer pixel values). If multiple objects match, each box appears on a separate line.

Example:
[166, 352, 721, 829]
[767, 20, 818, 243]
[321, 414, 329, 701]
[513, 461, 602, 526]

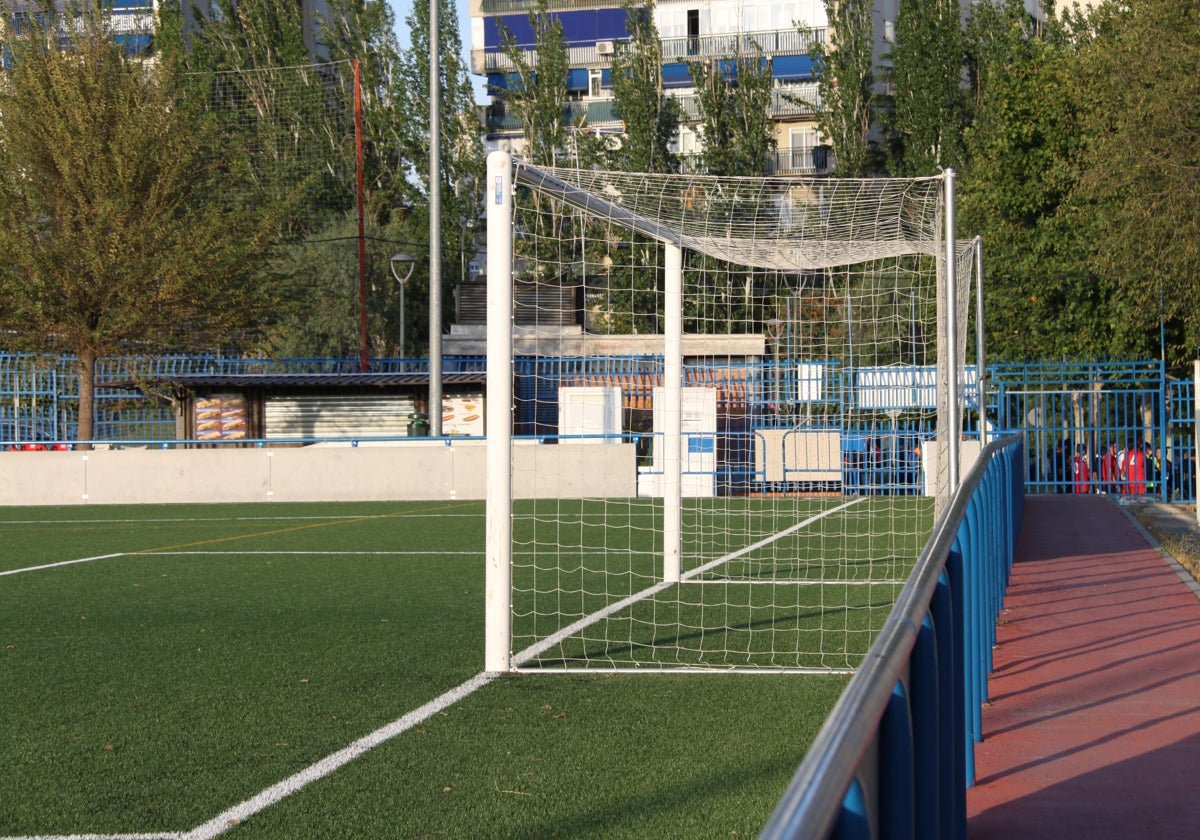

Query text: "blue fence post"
[911, 613, 940, 839]
[880, 680, 916, 840]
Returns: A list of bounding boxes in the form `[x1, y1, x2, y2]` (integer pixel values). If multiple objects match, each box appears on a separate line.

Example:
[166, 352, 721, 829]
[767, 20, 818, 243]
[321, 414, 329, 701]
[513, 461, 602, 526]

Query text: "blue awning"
[661, 63, 693, 89]
[773, 54, 815, 81]
[567, 68, 589, 92]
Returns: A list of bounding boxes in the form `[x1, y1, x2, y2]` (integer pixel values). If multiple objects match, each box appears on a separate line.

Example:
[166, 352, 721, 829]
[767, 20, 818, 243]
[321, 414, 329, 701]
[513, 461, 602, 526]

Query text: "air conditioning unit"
[596, 40, 615, 55]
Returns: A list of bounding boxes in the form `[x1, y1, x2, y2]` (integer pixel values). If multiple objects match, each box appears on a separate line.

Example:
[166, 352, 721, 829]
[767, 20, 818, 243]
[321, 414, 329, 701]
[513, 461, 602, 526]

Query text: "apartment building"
[467, 1, 1090, 177]
[469, 0, 857, 177]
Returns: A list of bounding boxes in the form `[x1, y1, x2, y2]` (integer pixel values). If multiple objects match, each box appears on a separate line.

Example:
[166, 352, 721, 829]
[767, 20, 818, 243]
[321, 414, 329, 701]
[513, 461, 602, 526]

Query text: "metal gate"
[1001, 385, 1171, 497]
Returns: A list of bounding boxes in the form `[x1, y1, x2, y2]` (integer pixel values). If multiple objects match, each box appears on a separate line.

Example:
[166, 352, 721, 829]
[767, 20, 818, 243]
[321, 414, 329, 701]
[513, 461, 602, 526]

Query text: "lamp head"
[390, 253, 416, 285]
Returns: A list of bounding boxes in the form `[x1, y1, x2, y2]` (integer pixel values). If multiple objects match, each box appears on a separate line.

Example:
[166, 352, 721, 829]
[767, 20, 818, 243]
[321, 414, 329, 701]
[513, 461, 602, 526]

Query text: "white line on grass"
[2, 497, 869, 839]
[2, 834, 182, 839]
[0, 512, 482, 526]
[0, 553, 126, 577]
[134, 551, 481, 557]
[181, 671, 500, 840]
[0, 672, 501, 840]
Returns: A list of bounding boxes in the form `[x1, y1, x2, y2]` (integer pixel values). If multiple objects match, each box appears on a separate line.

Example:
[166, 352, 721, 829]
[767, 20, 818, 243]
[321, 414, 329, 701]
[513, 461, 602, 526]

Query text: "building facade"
[468, 0, 853, 176]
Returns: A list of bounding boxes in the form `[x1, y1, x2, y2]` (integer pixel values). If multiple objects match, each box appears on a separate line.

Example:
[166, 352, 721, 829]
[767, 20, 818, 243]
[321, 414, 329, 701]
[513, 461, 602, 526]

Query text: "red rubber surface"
[966, 495, 1200, 839]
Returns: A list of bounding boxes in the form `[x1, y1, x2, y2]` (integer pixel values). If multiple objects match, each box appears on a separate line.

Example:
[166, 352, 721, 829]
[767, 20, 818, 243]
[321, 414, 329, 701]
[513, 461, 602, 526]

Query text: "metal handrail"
[759, 433, 1024, 840]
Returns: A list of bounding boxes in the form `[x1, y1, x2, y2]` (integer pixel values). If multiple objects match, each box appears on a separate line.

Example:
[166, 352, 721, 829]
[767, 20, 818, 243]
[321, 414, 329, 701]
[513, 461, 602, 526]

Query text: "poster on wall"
[195, 393, 248, 441]
[441, 395, 484, 436]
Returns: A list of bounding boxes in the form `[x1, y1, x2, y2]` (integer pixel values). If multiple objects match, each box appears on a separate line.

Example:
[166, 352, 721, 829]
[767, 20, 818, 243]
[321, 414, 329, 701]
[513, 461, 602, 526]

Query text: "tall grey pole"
[945, 169, 960, 492]
[428, 0, 444, 435]
[975, 237, 987, 446]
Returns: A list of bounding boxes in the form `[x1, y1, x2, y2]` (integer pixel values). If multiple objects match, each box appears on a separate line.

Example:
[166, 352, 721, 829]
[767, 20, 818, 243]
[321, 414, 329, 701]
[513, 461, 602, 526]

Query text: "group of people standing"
[1043, 438, 1177, 497]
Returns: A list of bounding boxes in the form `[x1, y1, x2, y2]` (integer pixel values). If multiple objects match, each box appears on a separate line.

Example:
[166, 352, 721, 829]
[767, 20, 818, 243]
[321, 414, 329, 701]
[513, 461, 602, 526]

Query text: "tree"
[495, 1, 571, 167]
[689, 47, 775, 177]
[805, 0, 877, 176]
[884, 0, 968, 175]
[958, 1, 1115, 360]
[609, 0, 680, 174]
[1072, 0, 1200, 369]
[383, 0, 483, 354]
[0, 12, 284, 442]
[588, 0, 681, 335]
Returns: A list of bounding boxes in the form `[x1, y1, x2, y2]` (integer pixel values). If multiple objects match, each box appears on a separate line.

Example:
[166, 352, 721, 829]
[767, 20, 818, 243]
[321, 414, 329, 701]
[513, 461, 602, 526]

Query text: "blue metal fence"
[2, 351, 1195, 502]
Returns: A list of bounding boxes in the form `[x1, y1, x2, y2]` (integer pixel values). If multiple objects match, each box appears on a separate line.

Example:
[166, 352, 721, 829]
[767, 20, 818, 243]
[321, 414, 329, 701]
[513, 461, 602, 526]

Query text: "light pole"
[766, 317, 783, 424]
[390, 253, 416, 365]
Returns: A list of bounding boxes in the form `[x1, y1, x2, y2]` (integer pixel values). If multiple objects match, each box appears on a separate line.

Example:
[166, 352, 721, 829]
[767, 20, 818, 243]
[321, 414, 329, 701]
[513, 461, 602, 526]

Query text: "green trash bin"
[407, 412, 430, 437]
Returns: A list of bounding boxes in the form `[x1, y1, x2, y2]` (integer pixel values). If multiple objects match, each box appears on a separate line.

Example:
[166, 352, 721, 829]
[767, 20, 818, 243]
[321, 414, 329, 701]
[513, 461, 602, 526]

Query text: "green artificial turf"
[1, 498, 920, 837]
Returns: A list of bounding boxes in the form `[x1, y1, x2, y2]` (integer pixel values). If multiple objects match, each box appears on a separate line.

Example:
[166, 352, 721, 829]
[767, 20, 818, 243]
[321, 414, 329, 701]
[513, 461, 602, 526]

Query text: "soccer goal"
[484, 152, 974, 673]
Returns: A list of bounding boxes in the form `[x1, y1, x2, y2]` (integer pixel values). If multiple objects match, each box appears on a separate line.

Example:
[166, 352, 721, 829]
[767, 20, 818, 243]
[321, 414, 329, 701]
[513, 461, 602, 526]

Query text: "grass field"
[0, 499, 925, 839]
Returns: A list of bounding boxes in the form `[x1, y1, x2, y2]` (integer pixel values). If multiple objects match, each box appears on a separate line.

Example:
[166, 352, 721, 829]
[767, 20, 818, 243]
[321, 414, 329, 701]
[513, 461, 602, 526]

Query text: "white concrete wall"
[0, 441, 638, 506]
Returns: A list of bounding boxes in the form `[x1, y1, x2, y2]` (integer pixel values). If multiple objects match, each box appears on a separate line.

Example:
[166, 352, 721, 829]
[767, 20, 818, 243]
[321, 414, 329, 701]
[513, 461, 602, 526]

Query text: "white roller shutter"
[265, 394, 419, 439]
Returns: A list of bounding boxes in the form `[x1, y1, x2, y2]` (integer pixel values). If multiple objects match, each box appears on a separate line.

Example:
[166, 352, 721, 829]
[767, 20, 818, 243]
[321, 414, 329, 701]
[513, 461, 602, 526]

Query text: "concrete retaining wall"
[0, 441, 638, 506]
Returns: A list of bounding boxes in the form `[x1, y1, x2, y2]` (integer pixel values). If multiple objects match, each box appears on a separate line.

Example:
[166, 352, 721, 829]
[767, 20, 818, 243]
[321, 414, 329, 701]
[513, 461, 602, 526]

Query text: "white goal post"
[485, 152, 973, 674]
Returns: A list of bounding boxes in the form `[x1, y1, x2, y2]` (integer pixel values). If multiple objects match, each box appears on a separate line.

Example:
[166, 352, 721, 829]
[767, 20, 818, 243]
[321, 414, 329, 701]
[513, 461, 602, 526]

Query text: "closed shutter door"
[265, 394, 418, 439]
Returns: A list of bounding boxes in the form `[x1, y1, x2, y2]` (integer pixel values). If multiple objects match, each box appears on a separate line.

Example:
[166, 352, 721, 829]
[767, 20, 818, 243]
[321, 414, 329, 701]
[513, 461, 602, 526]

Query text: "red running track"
[966, 495, 1200, 839]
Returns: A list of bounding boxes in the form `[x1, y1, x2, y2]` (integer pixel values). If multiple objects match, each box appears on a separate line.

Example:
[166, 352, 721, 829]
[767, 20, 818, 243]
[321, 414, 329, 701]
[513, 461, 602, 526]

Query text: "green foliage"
[688, 49, 775, 177]
[0, 9, 284, 439]
[960, 0, 1137, 362]
[1071, 0, 1200, 370]
[811, 0, 878, 176]
[609, 0, 680, 174]
[884, 0, 968, 175]
[496, 1, 570, 168]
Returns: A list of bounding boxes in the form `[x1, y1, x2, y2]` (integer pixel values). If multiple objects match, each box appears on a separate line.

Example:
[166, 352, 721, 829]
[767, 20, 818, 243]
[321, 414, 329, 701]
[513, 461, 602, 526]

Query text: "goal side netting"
[485, 152, 973, 674]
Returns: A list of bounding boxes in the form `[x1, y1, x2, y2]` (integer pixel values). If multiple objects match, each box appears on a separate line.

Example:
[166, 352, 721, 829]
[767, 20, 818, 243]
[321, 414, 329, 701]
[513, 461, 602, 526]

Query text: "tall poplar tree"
[609, 0, 680, 174]
[884, 0, 968, 175]
[810, 0, 878, 176]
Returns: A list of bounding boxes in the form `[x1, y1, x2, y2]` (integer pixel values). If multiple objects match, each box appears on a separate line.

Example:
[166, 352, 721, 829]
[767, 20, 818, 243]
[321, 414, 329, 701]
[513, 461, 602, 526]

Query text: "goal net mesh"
[489, 157, 972, 673]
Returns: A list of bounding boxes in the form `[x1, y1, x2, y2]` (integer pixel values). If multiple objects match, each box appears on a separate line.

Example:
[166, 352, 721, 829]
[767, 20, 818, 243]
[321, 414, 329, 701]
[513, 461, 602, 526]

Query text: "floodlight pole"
[945, 169, 960, 492]
[428, 0, 443, 434]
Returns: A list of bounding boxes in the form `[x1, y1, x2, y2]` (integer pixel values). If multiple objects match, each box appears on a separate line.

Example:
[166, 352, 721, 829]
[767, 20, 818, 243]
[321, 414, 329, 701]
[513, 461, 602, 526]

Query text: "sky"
[391, 0, 489, 104]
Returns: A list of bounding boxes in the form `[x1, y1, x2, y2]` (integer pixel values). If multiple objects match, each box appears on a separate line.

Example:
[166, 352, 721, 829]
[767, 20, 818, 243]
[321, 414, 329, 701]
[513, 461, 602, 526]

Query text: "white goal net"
[484, 152, 973, 673]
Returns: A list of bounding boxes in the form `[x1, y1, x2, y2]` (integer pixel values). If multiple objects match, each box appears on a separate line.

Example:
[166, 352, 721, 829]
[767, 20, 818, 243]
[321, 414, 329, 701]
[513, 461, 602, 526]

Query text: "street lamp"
[390, 253, 416, 363]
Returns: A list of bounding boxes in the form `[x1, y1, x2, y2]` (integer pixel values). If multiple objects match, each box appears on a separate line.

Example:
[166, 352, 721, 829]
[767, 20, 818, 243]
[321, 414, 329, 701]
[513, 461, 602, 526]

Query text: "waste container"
[407, 412, 430, 437]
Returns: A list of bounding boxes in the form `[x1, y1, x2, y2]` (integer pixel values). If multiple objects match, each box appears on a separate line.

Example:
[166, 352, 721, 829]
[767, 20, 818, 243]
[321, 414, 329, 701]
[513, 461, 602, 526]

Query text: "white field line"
[693, 578, 908, 586]
[0, 512, 482, 526]
[0, 553, 126, 577]
[180, 672, 499, 840]
[0, 672, 501, 840]
[3, 834, 183, 840]
[135, 550, 480, 557]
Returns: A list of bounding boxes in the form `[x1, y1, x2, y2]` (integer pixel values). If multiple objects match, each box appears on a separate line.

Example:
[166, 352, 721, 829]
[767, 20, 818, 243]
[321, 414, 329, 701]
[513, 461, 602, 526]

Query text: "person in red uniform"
[1072, 444, 1091, 494]
[1100, 441, 1119, 494]
[1125, 440, 1147, 495]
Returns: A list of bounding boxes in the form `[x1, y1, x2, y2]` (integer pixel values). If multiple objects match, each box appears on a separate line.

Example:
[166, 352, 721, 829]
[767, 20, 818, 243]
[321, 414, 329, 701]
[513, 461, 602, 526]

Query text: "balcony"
[676, 145, 836, 178]
[480, 0, 624, 12]
[485, 99, 623, 134]
[485, 80, 821, 134]
[670, 82, 821, 121]
[483, 27, 824, 73]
